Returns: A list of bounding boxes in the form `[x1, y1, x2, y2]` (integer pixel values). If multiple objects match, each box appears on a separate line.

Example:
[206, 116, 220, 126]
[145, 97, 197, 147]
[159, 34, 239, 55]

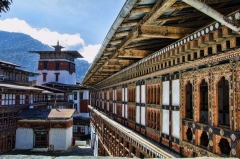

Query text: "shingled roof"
[17, 109, 75, 119]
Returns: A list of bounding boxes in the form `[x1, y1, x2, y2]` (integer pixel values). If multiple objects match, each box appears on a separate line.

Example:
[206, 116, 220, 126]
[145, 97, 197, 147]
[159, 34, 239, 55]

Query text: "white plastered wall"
[125, 104, 128, 118]
[136, 106, 140, 124]
[122, 103, 125, 117]
[37, 70, 76, 85]
[172, 111, 180, 138]
[141, 85, 145, 103]
[124, 88, 128, 102]
[16, 128, 33, 149]
[172, 79, 180, 106]
[136, 86, 140, 103]
[162, 81, 170, 105]
[162, 109, 169, 135]
[141, 106, 145, 126]
[49, 126, 72, 150]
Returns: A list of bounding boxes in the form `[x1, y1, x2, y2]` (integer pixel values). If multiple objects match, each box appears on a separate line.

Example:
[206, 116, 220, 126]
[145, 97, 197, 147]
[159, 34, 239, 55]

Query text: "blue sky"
[0, 0, 125, 62]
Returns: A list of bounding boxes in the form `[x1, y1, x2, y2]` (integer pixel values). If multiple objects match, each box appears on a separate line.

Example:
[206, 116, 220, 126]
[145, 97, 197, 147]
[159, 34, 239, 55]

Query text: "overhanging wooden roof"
[82, 0, 240, 86]
[17, 109, 75, 119]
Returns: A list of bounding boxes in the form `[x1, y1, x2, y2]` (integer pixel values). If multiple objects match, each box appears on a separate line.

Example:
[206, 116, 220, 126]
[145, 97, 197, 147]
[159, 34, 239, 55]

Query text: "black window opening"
[218, 77, 230, 127]
[218, 138, 231, 156]
[186, 127, 193, 142]
[74, 103, 77, 110]
[43, 73, 47, 82]
[69, 63, 75, 74]
[80, 92, 84, 100]
[56, 62, 60, 70]
[55, 73, 60, 82]
[34, 130, 48, 148]
[200, 131, 209, 148]
[74, 92, 77, 100]
[200, 79, 208, 124]
[43, 62, 48, 70]
[185, 82, 193, 119]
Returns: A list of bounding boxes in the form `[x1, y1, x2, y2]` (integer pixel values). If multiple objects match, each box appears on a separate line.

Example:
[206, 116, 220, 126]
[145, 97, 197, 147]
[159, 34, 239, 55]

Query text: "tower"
[30, 42, 83, 85]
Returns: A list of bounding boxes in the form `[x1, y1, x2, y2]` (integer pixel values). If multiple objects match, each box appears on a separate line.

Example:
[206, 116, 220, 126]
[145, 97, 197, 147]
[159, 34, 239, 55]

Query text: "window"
[69, 63, 75, 74]
[20, 94, 25, 105]
[80, 126, 85, 133]
[218, 138, 231, 156]
[200, 79, 208, 124]
[43, 73, 47, 82]
[200, 131, 209, 148]
[218, 77, 230, 127]
[73, 126, 78, 133]
[34, 130, 48, 148]
[1, 94, 16, 106]
[55, 73, 59, 82]
[43, 62, 48, 69]
[74, 103, 77, 110]
[55, 62, 60, 70]
[185, 82, 193, 119]
[73, 126, 85, 134]
[79, 92, 83, 100]
[74, 92, 77, 100]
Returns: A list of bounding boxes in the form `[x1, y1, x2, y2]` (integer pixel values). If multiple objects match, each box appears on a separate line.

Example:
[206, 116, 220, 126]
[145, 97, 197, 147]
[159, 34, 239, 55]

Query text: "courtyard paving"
[1, 145, 93, 158]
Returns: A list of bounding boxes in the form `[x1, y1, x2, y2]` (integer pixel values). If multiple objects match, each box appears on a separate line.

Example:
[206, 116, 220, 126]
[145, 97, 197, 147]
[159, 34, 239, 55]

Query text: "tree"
[0, 0, 12, 14]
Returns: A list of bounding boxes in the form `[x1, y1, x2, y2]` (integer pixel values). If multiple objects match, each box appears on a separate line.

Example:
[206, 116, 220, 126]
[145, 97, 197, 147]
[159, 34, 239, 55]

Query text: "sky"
[0, 0, 126, 63]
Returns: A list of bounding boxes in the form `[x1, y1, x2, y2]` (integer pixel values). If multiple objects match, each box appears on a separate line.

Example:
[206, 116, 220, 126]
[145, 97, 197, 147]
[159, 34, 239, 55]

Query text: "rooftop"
[17, 109, 75, 119]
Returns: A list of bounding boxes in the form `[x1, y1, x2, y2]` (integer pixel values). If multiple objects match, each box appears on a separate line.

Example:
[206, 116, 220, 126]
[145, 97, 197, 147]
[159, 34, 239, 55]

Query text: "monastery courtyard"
[1, 145, 93, 158]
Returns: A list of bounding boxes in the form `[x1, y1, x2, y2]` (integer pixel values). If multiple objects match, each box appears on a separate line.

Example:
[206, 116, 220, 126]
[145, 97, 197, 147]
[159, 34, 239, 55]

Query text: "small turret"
[52, 41, 64, 52]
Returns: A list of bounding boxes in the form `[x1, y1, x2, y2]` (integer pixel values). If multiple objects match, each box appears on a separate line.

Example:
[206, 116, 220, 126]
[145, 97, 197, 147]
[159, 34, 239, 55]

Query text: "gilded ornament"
[220, 129, 224, 136]
[231, 134, 236, 141]
[232, 148, 236, 155]
[192, 134, 195, 140]
[192, 123, 195, 128]
[209, 140, 213, 146]
[208, 128, 213, 134]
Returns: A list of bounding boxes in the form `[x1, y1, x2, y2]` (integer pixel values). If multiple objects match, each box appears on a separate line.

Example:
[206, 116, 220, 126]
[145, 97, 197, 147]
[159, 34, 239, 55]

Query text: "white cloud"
[0, 18, 84, 48]
[79, 44, 101, 63]
[0, 18, 101, 63]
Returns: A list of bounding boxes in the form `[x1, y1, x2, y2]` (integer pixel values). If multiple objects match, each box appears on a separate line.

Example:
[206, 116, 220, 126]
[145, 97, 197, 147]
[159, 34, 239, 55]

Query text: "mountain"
[0, 31, 91, 82]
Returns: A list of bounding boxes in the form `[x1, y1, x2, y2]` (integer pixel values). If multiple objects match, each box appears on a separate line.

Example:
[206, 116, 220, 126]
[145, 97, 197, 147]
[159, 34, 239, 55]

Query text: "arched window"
[200, 79, 208, 124]
[185, 82, 193, 119]
[218, 138, 231, 156]
[186, 127, 193, 142]
[218, 77, 230, 127]
[200, 131, 209, 148]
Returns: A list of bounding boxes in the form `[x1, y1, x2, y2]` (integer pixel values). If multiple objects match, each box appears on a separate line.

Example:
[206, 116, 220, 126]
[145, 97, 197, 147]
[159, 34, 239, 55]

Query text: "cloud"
[0, 18, 101, 63]
[0, 18, 84, 48]
[79, 44, 101, 63]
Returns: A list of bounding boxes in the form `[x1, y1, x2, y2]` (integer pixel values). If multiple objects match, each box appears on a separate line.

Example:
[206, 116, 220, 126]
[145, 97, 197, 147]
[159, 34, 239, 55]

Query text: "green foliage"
[0, 0, 12, 13]
[0, 31, 91, 82]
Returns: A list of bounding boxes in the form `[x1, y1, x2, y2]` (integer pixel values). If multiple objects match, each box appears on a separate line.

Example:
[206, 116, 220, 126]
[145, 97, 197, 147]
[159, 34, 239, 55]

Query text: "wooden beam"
[121, 21, 138, 28]
[156, 13, 203, 22]
[109, 40, 122, 45]
[118, 49, 153, 59]
[126, 39, 174, 49]
[102, 65, 121, 70]
[118, 26, 140, 49]
[170, 0, 231, 10]
[170, 19, 213, 28]
[103, 52, 113, 56]
[142, 0, 177, 25]
[131, 7, 152, 14]
[115, 32, 129, 37]
[140, 25, 196, 39]
[107, 59, 135, 67]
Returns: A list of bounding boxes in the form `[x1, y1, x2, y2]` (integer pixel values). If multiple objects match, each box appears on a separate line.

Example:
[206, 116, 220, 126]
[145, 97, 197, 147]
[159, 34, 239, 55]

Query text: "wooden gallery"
[82, 0, 240, 158]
